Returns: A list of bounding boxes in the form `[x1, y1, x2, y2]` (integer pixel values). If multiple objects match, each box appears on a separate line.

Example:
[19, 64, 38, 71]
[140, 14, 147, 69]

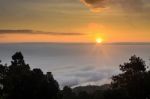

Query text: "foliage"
[111, 55, 150, 99]
[0, 52, 59, 99]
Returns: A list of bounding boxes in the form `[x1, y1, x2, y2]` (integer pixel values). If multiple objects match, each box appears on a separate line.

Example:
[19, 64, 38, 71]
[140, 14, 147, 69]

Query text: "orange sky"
[0, 0, 150, 43]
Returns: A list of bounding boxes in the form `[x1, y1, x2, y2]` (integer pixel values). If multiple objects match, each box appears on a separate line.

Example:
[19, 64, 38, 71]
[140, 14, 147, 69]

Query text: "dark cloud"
[81, 0, 150, 12]
[81, 0, 107, 12]
[0, 29, 85, 36]
[0, 30, 33, 33]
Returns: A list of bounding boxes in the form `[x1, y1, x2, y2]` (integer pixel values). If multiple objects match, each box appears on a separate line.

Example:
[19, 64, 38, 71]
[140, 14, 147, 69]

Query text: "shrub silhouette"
[0, 52, 59, 99]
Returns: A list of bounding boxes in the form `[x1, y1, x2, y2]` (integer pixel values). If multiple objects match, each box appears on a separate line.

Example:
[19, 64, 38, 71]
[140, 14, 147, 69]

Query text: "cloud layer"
[55, 66, 114, 88]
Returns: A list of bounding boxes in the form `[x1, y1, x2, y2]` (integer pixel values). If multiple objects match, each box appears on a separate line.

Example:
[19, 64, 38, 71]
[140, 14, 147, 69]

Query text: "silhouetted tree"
[11, 52, 26, 66]
[0, 52, 59, 99]
[0, 60, 8, 98]
[143, 70, 150, 99]
[111, 55, 149, 99]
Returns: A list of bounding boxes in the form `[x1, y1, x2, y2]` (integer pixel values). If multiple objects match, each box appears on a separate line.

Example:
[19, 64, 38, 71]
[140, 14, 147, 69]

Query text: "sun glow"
[96, 38, 103, 43]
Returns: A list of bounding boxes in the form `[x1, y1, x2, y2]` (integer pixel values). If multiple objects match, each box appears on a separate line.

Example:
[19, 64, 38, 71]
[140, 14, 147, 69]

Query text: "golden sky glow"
[0, 0, 150, 43]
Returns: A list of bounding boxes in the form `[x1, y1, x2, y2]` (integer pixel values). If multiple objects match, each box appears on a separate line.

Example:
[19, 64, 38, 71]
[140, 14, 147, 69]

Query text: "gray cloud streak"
[0, 29, 85, 36]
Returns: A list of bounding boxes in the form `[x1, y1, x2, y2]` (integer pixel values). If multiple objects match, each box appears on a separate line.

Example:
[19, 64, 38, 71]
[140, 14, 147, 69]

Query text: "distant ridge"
[72, 84, 110, 94]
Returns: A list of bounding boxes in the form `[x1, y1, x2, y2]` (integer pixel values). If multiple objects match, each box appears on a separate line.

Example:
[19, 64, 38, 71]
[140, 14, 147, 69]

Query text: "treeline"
[0, 52, 59, 99]
[0, 52, 150, 99]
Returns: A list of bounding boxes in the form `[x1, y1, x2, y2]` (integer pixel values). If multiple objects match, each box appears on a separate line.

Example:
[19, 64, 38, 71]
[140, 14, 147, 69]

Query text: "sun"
[96, 38, 103, 43]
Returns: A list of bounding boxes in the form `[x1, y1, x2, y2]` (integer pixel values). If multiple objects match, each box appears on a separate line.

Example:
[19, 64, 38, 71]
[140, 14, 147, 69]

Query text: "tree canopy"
[111, 55, 150, 99]
[0, 52, 59, 99]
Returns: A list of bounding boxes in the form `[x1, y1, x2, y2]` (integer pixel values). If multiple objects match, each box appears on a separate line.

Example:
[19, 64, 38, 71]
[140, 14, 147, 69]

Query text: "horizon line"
[0, 42, 150, 45]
